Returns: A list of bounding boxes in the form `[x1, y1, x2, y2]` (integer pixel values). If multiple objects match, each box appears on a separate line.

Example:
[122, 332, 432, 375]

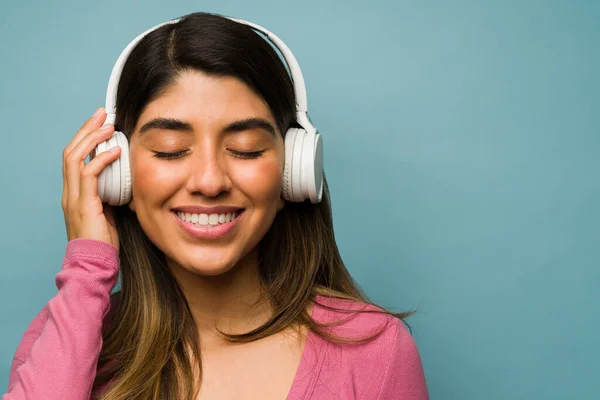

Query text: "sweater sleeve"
[3, 238, 119, 400]
[377, 321, 429, 400]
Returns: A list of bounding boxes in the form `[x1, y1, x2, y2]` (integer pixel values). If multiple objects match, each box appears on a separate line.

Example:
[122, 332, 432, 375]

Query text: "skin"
[127, 70, 285, 329]
[126, 71, 305, 399]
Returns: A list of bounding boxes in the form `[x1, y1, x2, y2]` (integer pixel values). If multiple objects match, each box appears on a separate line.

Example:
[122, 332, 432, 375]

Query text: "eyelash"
[152, 149, 265, 160]
[153, 150, 188, 160]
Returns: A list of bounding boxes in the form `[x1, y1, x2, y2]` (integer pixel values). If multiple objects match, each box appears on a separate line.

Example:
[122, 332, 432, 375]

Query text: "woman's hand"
[61, 107, 122, 252]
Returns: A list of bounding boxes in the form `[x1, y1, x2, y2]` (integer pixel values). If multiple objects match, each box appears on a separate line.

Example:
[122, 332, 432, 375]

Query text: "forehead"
[134, 70, 276, 133]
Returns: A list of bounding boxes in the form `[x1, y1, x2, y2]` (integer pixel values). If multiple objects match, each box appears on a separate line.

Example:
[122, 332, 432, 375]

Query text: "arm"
[3, 238, 119, 400]
[376, 321, 429, 400]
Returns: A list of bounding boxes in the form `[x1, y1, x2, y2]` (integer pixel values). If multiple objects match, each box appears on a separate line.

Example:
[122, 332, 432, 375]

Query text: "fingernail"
[99, 124, 112, 131]
[93, 107, 104, 117]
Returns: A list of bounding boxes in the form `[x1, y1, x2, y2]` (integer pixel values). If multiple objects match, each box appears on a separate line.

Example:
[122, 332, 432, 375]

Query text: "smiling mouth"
[174, 210, 244, 227]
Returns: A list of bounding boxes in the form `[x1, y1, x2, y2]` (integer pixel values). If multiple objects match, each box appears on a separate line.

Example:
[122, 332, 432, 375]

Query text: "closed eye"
[152, 149, 265, 160]
[228, 149, 265, 159]
[152, 150, 188, 160]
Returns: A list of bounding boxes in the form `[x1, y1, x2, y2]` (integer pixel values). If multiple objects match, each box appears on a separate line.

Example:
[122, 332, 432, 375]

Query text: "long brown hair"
[93, 12, 413, 400]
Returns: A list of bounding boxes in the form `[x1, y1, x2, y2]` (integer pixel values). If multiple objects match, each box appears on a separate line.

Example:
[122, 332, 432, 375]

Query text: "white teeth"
[176, 210, 240, 227]
[199, 213, 208, 225]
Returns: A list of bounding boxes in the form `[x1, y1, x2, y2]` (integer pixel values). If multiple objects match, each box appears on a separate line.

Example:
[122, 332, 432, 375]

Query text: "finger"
[65, 107, 107, 154]
[63, 107, 106, 208]
[65, 124, 115, 204]
[79, 146, 121, 205]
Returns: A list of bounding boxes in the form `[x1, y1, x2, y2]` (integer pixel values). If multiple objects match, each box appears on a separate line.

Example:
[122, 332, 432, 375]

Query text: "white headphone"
[93, 16, 324, 206]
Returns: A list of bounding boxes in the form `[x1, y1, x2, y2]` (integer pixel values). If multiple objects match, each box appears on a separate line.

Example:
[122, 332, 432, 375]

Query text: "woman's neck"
[167, 249, 273, 340]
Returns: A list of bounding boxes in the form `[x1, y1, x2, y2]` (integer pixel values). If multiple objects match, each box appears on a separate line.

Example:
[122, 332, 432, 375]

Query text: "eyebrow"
[137, 117, 277, 137]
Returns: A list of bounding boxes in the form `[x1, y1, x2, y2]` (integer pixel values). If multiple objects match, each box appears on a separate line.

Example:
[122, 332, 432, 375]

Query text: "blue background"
[1, 0, 598, 398]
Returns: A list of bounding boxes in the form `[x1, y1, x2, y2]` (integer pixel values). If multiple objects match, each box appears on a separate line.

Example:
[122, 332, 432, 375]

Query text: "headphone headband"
[104, 16, 310, 127]
[97, 14, 323, 205]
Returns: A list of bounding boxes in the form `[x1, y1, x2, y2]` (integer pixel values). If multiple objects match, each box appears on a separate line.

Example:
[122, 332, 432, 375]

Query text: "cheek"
[232, 157, 283, 202]
[130, 153, 182, 203]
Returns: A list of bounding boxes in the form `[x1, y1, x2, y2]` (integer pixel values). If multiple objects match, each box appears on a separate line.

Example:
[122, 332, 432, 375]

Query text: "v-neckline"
[284, 295, 330, 400]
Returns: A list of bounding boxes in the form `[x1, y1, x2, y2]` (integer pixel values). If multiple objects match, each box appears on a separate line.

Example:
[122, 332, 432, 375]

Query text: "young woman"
[4, 12, 428, 400]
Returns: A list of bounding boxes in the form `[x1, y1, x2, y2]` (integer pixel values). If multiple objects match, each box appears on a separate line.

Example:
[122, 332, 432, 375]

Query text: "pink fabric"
[3, 239, 428, 399]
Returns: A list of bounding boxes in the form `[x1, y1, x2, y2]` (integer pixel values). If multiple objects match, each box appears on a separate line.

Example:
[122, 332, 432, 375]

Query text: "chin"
[166, 250, 241, 277]
[187, 262, 238, 277]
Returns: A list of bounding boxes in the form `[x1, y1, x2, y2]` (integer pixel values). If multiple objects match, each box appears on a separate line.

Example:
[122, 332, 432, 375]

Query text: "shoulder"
[310, 295, 428, 399]
[312, 295, 404, 340]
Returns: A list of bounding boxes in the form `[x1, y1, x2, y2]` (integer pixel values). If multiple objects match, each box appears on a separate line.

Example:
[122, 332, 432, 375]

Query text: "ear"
[128, 196, 136, 213]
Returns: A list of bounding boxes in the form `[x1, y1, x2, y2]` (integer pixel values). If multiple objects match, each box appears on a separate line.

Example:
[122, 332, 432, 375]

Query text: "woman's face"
[127, 70, 285, 276]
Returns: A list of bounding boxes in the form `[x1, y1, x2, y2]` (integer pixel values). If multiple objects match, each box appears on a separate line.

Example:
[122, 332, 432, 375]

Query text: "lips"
[173, 209, 244, 239]
[172, 205, 244, 214]
[174, 209, 241, 226]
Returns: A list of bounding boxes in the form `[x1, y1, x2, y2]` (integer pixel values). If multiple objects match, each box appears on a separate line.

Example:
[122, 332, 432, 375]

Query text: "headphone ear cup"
[283, 127, 323, 203]
[93, 132, 131, 206]
[95, 139, 108, 201]
[291, 129, 306, 202]
[114, 131, 132, 206]
[107, 134, 121, 206]
[306, 131, 323, 203]
[97, 134, 117, 205]
[299, 130, 319, 203]
[283, 128, 299, 201]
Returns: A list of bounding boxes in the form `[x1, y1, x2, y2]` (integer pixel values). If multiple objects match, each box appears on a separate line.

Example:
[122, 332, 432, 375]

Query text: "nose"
[185, 147, 233, 198]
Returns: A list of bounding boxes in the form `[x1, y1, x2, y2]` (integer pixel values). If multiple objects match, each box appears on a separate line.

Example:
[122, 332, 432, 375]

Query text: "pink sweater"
[3, 238, 428, 399]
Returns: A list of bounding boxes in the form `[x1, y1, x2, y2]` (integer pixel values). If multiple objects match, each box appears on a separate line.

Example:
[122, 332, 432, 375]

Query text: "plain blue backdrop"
[1, 0, 598, 398]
